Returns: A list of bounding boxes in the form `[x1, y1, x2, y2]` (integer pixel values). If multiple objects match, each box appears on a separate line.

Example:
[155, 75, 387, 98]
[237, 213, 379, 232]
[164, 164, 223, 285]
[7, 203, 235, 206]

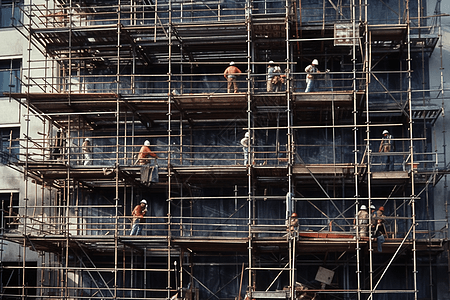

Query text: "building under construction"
[1, 0, 449, 299]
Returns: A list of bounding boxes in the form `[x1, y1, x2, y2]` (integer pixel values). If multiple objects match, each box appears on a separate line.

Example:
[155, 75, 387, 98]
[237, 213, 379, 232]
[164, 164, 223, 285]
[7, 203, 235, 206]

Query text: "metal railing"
[3, 211, 446, 241]
[7, 135, 447, 170]
[21, 71, 364, 94]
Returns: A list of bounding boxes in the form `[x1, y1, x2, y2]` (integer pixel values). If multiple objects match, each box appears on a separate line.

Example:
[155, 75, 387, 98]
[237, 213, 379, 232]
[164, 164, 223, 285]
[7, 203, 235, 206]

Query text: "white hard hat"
[85, 138, 90, 142]
[370, 205, 375, 210]
[382, 130, 389, 135]
[230, 61, 235, 65]
[360, 205, 367, 210]
[312, 59, 319, 65]
[140, 199, 147, 204]
[144, 140, 150, 146]
[269, 60, 274, 64]
[245, 132, 250, 137]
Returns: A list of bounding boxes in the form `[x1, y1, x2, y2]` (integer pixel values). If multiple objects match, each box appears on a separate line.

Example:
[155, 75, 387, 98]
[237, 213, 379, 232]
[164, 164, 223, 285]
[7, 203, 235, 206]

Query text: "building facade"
[1, 0, 450, 299]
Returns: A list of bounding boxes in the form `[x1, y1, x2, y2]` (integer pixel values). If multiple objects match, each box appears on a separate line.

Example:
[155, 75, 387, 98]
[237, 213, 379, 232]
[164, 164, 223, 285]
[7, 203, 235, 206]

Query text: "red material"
[298, 231, 355, 239]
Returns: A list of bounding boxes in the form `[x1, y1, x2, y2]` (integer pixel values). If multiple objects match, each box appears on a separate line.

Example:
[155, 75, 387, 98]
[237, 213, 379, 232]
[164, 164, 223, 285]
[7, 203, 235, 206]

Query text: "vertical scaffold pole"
[22, 1, 35, 299]
[168, 1, 174, 299]
[361, 0, 370, 299]
[406, 1, 418, 300]
[285, 1, 295, 299]
[114, 1, 122, 298]
[352, 0, 361, 299]
[245, 1, 253, 298]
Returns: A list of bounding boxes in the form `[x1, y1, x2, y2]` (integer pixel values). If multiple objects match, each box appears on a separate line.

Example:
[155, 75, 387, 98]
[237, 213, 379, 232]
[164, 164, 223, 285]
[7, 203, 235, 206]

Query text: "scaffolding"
[1, 0, 448, 299]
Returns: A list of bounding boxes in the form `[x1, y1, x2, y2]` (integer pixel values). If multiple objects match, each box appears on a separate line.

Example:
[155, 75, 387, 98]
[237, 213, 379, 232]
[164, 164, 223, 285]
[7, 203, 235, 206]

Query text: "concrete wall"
[427, 1, 450, 300]
[429, 1, 450, 240]
[0, 6, 40, 264]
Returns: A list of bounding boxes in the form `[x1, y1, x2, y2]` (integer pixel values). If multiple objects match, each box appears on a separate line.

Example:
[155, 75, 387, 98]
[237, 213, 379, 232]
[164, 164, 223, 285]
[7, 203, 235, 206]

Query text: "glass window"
[0, 0, 23, 27]
[0, 192, 19, 230]
[0, 59, 21, 93]
[0, 126, 20, 164]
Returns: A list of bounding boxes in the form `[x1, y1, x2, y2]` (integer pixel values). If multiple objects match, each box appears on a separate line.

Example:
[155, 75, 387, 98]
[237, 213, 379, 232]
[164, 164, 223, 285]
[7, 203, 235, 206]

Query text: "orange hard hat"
[379, 206, 384, 211]
[291, 212, 298, 217]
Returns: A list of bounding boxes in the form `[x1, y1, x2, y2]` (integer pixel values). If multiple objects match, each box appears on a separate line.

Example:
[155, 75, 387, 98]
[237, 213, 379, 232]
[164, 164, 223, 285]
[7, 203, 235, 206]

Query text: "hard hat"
[312, 59, 319, 65]
[230, 61, 235, 65]
[382, 130, 389, 135]
[370, 205, 375, 210]
[140, 199, 147, 204]
[144, 140, 150, 146]
[85, 138, 90, 142]
[269, 60, 274, 64]
[379, 206, 384, 211]
[291, 212, 297, 217]
[245, 132, 250, 137]
[360, 205, 367, 210]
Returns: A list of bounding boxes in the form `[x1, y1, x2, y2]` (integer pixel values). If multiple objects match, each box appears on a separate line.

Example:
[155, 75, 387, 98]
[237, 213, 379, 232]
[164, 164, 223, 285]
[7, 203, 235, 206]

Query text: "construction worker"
[223, 61, 242, 93]
[354, 205, 369, 237]
[267, 61, 275, 92]
[135, 140, 159, 165]
[288, 212, 299, 233]
[272, 64, 284, 92]
[379, 130, 394, 171]
[304, 59, 320, 92]
[374, 219, 386, 252]
[52, 128, 65, 161]
[240, 132, 250, 165]
[369, 204, 376, 227]
[81, 138, 92, 165]
[130, 199, 148, 235]
[374, 206, 385, 222]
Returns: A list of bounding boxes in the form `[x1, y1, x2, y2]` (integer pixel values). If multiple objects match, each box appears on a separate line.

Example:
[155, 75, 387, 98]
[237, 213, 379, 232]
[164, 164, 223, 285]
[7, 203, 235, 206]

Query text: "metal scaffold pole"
[115, 0, 122, 298]
[286, 1, 295, 299]
[352, 1, 361, 299]
[361, 0, 370, 298]
[22, 1, 34, 299]
[168, 1, 174, 299]
[406, 1, 419, 299]
[246, 0, 253, 297]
